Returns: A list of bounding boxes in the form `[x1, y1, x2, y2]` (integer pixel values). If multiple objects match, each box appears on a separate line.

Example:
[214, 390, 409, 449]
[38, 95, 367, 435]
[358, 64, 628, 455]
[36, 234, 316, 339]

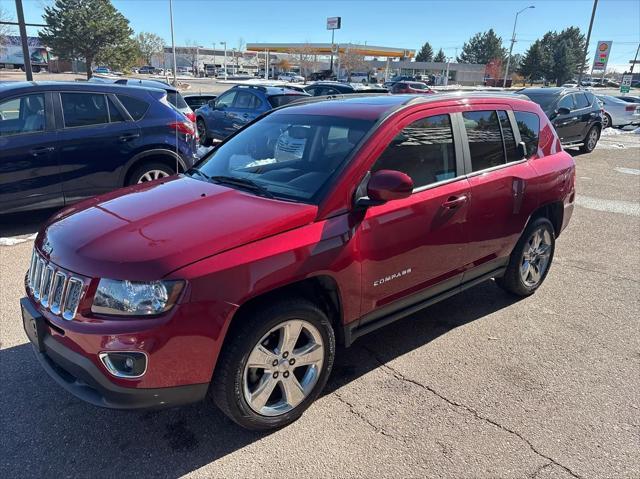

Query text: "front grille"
[27, 248, 85, 320]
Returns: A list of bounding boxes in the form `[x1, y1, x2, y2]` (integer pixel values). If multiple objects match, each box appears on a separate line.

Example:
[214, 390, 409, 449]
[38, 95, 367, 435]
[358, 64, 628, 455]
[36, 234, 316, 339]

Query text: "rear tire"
[602, 113, 611, 129]
[127, 162, 174, 185]
[211, 298, 335, 431]
[197, 118, 212, 147]
[496, 217, 555, 297]
[579, 125, 600, 153]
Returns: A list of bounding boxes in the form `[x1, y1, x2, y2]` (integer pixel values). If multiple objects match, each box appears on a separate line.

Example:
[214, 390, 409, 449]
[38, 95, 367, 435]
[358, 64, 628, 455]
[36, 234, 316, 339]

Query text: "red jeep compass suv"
[22, 93, 575, 431]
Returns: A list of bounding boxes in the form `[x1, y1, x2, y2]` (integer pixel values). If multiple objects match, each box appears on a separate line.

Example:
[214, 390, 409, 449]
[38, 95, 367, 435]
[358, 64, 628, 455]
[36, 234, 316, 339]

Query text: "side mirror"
[517, 141, 527, 159]
[557, 107, 571, 116]
[356, 170, 414, 207]
[208, 99, 216, 108]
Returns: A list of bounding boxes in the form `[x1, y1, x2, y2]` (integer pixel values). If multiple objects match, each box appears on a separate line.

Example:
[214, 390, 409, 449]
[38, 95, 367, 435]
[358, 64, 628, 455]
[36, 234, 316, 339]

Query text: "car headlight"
[91, 279, 185, 316]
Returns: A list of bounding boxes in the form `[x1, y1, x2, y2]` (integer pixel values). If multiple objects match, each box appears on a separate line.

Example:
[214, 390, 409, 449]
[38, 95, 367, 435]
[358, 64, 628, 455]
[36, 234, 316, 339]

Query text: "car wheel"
[127, 162, 174, 185]
[211, 298, 335, 431]
[580, 125, 600, 153]
[496, 217, 555, 297]
[602, 113, 611, 129]
[196, 118, 212, 147]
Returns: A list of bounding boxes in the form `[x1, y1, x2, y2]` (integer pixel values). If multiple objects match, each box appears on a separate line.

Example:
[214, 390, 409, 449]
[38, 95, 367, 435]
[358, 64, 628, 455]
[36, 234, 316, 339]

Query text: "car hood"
[38, 176, 318, 280]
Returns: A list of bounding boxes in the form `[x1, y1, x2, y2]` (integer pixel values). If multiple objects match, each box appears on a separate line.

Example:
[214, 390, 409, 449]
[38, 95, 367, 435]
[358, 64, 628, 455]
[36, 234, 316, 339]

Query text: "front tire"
[211, 299, 335, 431]
[602, 113, 611, 129]
[127, 162, 173, 185]
[580, 125, 600, 153]
[197, 118, 212, 147]
[496, 217, 555, 297]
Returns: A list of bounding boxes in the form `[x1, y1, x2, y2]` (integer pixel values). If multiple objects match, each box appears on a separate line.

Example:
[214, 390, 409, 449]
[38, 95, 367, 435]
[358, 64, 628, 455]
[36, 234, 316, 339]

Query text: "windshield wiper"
[186, 168, 211, 181]
[209, 175, 275, 199]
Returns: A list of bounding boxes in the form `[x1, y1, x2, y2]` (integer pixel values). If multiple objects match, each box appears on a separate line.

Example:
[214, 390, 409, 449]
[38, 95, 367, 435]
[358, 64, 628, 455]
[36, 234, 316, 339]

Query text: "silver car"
[596, 94, 640, 128]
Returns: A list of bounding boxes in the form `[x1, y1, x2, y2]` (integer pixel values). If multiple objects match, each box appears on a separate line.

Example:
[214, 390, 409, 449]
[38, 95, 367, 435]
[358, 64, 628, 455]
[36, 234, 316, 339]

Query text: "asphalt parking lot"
[1, 129, 639, 478]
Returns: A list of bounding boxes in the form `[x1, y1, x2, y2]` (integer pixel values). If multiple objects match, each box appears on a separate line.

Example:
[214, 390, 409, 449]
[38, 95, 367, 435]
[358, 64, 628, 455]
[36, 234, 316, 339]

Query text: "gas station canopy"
[246, 43, 414, 59]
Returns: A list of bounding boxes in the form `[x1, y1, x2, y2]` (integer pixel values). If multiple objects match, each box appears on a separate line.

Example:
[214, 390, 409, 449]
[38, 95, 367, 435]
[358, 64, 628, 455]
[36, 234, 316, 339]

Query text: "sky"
[8, 0, 640, 71]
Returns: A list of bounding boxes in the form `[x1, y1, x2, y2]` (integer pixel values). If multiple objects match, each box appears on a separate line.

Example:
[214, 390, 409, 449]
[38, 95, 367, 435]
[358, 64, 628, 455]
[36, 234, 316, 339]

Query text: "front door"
[357, 110, 470, 322]
[54, 91, 142, 203]
[209, 90, 237, 139]
[552, 94, 581, 143]
[0, 92, 63, 214]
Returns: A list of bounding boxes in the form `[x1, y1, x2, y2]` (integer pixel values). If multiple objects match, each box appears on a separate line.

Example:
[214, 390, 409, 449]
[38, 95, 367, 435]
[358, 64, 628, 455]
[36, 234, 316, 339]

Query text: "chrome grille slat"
[28, 248, 84, 320]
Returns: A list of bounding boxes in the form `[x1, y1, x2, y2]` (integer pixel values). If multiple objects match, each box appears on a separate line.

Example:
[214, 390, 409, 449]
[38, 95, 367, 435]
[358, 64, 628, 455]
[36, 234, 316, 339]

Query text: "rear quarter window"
[268, 95, 305, 108]
[116, 94, 150, 120]
[514, 111, 540, 158]
[166, 91, 188, 109]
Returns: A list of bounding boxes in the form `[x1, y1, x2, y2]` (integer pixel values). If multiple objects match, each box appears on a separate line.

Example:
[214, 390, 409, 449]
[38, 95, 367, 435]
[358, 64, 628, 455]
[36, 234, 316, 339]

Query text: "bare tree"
[0, 6, 15, 54]
[339, 46, 367, 80]
[184, 40, 200, 75]
[288, 43, 318, 80]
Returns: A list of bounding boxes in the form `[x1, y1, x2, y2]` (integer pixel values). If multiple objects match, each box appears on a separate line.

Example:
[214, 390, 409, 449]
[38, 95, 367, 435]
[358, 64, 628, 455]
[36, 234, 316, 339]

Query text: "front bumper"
[21, 297, 208, 409]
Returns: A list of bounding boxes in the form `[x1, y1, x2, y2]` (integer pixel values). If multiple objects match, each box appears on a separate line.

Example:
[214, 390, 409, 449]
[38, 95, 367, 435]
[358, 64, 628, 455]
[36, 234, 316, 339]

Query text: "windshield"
[195, 113, 376, 202]
[522, 92, 558, 112]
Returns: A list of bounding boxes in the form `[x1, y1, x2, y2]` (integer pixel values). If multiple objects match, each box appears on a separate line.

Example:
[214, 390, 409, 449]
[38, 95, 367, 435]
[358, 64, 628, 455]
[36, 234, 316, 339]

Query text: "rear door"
[458, 107, 538, 279]
[357, 108, 471, 322]
[54, 91, 141, 203]
[572, 92, 598, 139]
[0, 92, 63, 214]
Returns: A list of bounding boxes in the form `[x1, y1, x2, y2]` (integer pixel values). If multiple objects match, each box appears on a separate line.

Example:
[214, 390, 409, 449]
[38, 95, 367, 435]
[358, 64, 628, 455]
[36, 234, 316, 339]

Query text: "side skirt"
[343, 266, 506, 347]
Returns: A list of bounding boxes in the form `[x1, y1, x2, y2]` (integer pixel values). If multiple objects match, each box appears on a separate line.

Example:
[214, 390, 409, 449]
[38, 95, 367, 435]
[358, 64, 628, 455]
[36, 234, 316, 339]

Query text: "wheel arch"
[528, 201, 564, 238]
[122, 149, 187, 185]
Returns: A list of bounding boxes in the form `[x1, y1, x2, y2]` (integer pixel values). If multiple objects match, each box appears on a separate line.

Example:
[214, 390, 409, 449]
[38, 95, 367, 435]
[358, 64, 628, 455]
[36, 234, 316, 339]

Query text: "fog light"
[99, 352, 147, 378]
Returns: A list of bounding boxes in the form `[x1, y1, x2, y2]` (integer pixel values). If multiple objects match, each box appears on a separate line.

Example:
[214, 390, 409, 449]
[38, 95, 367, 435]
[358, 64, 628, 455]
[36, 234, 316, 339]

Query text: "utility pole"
[503, 5, 535, 88]
[168, 0, 177, 86]
[221, 41, 227, 79]
[15, 0, 33, 81]
[577, 0, 599, 85]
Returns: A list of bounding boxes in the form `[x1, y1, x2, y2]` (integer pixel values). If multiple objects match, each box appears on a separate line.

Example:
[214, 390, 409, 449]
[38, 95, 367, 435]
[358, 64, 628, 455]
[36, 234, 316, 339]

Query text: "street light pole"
[220, 41, 227, 80]
[168, 0, 177, 86]
[503, 5, 535, 88]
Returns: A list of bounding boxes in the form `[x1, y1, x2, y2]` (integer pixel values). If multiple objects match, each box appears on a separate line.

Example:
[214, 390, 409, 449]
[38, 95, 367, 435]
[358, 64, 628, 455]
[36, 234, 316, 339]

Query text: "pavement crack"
[555, 260, 640, 284]
[530, 461, 553, 478]
[332, 391, 398, 440]
[360, 345, 584, 479]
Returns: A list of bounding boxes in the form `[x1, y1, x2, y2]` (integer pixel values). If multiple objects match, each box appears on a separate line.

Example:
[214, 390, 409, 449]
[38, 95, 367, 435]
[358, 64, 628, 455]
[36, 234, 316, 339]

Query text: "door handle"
[30, 146, 54, 156]
[119, 133, 140, 142]
[442, 195, 468, 209]
[242, 113, 249, 118]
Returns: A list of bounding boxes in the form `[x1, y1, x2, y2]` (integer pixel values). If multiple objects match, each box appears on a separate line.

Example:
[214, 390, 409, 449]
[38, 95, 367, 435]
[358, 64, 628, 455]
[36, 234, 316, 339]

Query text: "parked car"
[616, 95, 640, 104]
[0, 81, 198, 214]
[278, 72, 305, 83]
[111, 78, 195, 123]
[308, 69, 335, 81]
[21, 92, 574, 431]
[93, 66, 111, 75]
[390, 81, 435, 94]
[195, 84, 309, 144]
[595, 94, 640, 128]
[340, 71, 369, 83]
[137, 65, 157, 74]
[303, 81, 388, 96]
[518, 87, 603, 152]
[183, 93, 217, 111]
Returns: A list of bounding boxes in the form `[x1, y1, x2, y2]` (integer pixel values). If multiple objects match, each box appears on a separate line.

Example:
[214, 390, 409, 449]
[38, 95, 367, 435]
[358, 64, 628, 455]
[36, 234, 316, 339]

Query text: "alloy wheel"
[197, 120, 206, 144]
[243, 319, 324, 416]
[520, 228, 552, 287]
[137, 170, 169, 183]
[587, 128, 598, 151]
[603, 114, 611, 129]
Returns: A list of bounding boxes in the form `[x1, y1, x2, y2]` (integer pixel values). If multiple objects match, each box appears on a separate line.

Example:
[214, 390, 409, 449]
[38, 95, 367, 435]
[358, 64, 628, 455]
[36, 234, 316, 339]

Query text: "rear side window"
[372, 114, 457, 188]
[462, 110, 505, 171]
[514, 111, 540, 158]
[61, 93, 108, 127]
[573, 93, 590, 109]
[268, 95, 304, 108]
[166, 91, 188, 109]
[116, 95, 149, 120]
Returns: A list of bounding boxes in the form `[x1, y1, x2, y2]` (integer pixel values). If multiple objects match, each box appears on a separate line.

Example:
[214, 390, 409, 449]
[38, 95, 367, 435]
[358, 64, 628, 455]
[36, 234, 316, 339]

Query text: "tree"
[39, 0, 134, 79]
[416, 42, 433, 62]
[1, 6, 13, 44]
[95, 36, 138, 72]
[289, 43, 318, 80]
[551, 39, 575, 86]
[518, 40, 544, 84]
[433, 48, 447, 63]
[457, 29, 506, 64]
[339, 47, 367, 79]
[277, 58, 291, 72]
[507, 53, 523, 76]
[134, 32, 165, 65]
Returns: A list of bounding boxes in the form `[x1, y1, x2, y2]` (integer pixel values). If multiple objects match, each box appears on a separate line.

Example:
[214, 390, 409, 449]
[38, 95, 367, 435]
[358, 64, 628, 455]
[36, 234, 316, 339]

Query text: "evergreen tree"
[551, 39, 575, 86]
[457, 29, 506, 64]
[518, 40, 544, 84]
[433, 48, 447, 63]
[40, 0, 134, 78]
[416, 42, 434, 62]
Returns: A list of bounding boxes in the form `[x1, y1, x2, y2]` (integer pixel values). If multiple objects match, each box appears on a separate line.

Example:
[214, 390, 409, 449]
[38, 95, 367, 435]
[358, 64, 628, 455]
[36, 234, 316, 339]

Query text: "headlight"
[91, 279, 185, 316]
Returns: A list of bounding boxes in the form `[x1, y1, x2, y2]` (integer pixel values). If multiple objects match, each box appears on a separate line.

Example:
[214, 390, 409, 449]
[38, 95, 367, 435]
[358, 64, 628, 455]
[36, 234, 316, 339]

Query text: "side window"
[61, 93, 108, 128]
[216, 91, 236, 109]
[0, 94, 46, 136]
[514, 111, 540, 158]
[498, 111, 520, 163]
[107, 97, 126, 122]
[372, 114, 457, 188]
[462, 110, 505, 171]
[573, 93, 590, 109]
[558, 95, 574, 111]
[234, 91, 261, 109]
[116, 94, 149, 120]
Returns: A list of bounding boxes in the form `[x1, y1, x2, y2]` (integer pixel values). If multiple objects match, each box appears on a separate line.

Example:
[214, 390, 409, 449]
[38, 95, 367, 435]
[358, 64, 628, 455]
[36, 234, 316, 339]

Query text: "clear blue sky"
[11, 0, 640, 70]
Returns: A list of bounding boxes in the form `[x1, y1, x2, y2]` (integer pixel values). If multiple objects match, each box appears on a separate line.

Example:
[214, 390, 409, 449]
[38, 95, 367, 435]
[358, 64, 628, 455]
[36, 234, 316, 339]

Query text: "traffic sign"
[620, 74, 632, 94]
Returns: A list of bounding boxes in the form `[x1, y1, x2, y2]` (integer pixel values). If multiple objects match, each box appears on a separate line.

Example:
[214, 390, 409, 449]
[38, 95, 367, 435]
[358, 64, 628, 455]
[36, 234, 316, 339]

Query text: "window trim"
[0, 91, 54, 137]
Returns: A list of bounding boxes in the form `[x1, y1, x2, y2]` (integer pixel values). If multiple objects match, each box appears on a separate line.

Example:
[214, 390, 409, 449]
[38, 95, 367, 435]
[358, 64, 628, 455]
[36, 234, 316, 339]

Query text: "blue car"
[195, 84, 309, 145]
[0, 81, 198, 215]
